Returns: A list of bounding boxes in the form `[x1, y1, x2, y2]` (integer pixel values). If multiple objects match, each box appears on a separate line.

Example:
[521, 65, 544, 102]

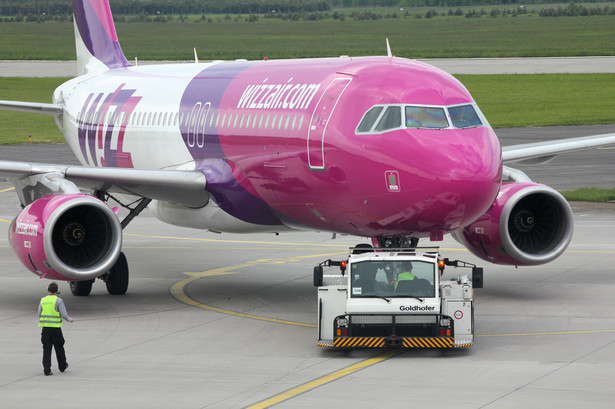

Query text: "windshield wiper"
[365, 295, 392, 303]
[405, 296, 425, 303]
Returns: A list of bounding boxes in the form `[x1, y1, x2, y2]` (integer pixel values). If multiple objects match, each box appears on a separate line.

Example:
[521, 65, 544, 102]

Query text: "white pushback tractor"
[314, 247, 483, 349]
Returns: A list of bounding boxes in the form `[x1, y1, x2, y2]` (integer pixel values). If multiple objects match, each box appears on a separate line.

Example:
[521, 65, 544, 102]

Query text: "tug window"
[448, 105, 482, 129]
[405, 106, 448, 129]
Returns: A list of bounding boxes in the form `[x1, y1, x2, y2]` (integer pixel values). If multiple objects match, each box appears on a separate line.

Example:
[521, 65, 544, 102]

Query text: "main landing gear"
[69, 192, 151, 297]
[69, 252, 128, 296]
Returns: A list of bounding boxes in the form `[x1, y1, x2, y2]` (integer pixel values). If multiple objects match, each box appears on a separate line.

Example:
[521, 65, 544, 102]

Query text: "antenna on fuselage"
[194, 48, 199, 64]
[386, 38, 392, 58]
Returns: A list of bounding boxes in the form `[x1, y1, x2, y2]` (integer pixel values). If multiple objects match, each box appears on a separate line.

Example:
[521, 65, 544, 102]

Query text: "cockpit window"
[356, 103, 485, 134]
[448, 104, 482, 128]
[374, 106, 401, 132]
[405, 106, 448, 129]
[356, 106, 383, 133]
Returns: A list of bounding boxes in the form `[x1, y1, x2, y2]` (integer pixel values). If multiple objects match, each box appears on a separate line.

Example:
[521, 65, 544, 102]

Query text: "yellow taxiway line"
[170, 251, 346, 328]
[246, 349, 405, 409]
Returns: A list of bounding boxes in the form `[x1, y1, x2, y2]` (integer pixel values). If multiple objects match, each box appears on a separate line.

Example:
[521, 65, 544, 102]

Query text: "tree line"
[0, 1, 330, 16]
[1, 0, 610, 16]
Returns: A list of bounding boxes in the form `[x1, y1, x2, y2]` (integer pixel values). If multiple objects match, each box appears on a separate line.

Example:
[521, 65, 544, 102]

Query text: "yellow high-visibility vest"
[39, 295, 62, 328]
[395, 271, 415, 290]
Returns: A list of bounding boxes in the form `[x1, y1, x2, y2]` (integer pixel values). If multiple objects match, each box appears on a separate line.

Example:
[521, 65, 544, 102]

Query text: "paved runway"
[0, 140, 615, 408]
[2, 56, 615, 77]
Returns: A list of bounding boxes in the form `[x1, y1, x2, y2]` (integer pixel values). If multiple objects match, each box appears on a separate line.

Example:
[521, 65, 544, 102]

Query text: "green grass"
[0, 15, 615, 60]
[458, 74, 615, 127]
[1, 74, 614, 144]
[0, 77, 68, 144]
[561, 187, 615, 202]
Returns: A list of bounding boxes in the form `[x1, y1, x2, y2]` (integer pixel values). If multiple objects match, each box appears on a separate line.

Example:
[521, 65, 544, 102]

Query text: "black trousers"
[41, 327, 67, 374]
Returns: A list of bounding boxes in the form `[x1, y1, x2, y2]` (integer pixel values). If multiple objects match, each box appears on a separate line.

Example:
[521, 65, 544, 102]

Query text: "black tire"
[70, 280, 93, 296]
[106, 252, 129, 295]
[352, 243, 373, 254]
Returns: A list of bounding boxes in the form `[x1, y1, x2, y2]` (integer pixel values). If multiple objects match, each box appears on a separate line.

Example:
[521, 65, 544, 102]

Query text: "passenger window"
[356, 106, 384, 133]
[374, 106, 401, 132]
[405, 106, 448, 129]
[448, 105, 482, 129]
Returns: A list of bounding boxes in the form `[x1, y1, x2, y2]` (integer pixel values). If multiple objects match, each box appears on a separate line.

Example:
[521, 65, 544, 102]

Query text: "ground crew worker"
[394, 264, 416, 290]
[38, 282, 73, 376]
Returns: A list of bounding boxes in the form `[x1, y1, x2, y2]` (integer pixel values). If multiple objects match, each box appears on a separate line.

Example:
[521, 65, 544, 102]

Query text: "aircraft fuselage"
[56, 56, 502, 239]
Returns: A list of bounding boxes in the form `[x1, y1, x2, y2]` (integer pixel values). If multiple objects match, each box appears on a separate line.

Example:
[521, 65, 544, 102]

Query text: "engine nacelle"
[452, 183, 573, 266]
[8, 194, 122, 281]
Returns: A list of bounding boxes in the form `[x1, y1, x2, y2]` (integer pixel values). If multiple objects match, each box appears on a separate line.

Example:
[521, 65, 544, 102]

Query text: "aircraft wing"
[0, 161, 208, 208]
[0, 101, 63, 116]
[502, 132, 615, 164]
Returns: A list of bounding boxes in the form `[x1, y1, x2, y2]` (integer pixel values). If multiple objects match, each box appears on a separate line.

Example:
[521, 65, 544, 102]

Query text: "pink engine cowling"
[8, 194, 123, 281]
[452, 183, 574, 266]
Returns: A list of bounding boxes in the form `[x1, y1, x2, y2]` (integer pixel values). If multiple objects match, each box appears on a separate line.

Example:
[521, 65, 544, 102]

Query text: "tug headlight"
[440, 318, 451, 327]
[336, 317, 348, 327]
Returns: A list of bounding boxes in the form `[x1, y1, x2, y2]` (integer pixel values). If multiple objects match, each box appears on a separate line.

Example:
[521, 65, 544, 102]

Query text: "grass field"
[0, 77, 68, 144]
[561, 187, 615, 202]
[1, 73, 614, 144]
[0, 14, 614, 60]
[459, 74, 615, 127]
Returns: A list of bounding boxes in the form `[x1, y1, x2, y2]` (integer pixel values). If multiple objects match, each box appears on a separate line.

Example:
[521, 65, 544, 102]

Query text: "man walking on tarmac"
[38, 282, 73, 376]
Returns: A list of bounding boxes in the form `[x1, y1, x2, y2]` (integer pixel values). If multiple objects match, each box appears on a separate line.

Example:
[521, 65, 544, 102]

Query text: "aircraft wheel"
[70, 280, 93, 296]
[106, 252, 129, 295]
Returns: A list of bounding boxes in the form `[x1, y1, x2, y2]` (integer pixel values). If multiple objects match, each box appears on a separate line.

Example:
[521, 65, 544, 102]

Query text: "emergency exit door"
[307, 77, 352, 171]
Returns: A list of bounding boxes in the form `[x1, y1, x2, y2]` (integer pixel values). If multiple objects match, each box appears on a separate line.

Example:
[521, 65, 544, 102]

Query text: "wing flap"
[503, 132, 615, 163]
[0, 161, 208, 208]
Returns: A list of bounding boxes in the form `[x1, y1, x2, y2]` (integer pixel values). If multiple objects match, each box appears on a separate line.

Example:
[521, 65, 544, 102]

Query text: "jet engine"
[452, 183, 573, 266]
[8, 194, 122, 281]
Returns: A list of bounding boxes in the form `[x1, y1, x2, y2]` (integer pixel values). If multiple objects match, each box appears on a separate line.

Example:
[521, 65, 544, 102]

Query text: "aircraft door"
[307, 77, 352, 171]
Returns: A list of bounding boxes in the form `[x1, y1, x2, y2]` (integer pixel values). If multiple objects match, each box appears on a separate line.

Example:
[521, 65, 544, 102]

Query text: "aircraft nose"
[390, 127, 502, 233]
[426, 127, 502, 226]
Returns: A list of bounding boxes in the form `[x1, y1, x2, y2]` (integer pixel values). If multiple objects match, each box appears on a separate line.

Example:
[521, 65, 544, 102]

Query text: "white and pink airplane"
[1, 0, 614, 296]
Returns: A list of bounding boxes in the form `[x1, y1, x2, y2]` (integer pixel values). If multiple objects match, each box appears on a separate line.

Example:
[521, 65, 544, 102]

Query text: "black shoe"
[44, 372, 53, 376]
[60, 364, 68, 373]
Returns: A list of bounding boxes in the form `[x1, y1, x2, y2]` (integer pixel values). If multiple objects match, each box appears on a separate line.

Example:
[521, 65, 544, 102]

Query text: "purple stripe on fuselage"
[73, 0, 129, 69]
[180, 62, 283, 227]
